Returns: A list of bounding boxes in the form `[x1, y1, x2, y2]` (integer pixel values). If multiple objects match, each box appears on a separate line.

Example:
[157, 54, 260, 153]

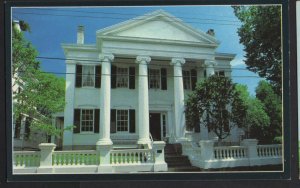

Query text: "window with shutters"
[116, 110, 129, 132]
[82, 66, 95, 87]
[149, 68, 160, 89]
[183, 70, 192, 90]
[116, 67, 129, 88]
[81, 109, 94, 132]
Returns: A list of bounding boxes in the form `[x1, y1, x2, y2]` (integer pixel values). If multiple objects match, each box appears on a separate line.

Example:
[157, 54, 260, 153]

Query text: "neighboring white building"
[61, 10, 242, 150]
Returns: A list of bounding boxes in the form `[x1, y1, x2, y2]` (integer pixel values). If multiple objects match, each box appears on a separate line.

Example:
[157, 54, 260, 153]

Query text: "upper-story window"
[82, 66, 95, 87]
[75, 64, 101, 88]
[116, 67, 129, 88]
[183, 70, 192, 90]
[215, 70, 225, 77]
[149, 68, 160, 89]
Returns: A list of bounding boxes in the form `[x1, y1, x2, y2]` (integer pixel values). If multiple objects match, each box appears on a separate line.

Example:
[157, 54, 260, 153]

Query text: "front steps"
[165, 143, 200, 172]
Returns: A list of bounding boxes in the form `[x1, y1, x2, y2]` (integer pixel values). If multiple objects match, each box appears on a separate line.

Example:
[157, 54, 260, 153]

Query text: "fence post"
[241, 139, 259, 166]
[37, 143, 56, 173]
[152, 141, 168, 172]
[199, 140, 215, 169]
[96, 144, 113, 173]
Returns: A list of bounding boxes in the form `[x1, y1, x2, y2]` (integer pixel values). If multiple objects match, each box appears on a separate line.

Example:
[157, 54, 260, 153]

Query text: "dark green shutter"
[129, 67, 135, 89]
[73, 109, 81, 133]
[204, 70, 207, 78]
[94, 109, 100, 133]
[95, 65, 101, 88]
[111, 65, 117, 89]
[161, 68, 167, 90]
[191, 69, 197, 91]
[129, 109, 135, 133]
[111, 109, 116, 133]
[75, 65, 82, 87]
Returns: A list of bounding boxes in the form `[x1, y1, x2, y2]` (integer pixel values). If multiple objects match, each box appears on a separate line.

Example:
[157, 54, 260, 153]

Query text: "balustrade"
[52, 150, 98, 166]
[214, 146, 247, 159]
[110, 149, 154, 165]
[14, 151, 40, 167]
[257, 144, 282, 157]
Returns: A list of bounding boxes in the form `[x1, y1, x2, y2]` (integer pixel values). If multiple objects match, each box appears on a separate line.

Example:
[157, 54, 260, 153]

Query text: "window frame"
[116, 66, 129, 88]
[80, 109, 94, 133]
[182, 70, 192, 90]
[115, 109, 129, 133]
[148, 68, 161, 89]
[82, 65, 95, 87]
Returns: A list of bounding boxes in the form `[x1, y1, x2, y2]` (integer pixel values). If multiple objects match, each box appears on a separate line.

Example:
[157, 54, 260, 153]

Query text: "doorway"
[149, 113, 161, 141]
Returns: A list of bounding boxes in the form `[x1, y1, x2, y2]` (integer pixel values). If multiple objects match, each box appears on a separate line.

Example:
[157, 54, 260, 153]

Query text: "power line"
[13, 11, 242, 26]
[36, 56, 251, 71]
[37, 8, 240, 23]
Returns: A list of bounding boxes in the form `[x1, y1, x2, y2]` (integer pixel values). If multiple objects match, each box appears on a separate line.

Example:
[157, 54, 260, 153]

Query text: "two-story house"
[61, 10, 241, 150]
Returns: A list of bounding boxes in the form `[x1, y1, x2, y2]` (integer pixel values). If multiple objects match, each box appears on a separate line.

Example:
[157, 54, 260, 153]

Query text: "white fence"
[181, 139, 283, 169]
[13, 141, 167, 174]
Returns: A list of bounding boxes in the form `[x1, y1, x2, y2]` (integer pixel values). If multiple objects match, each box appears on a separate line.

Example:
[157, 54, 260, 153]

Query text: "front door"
[149, 113, 161, 141]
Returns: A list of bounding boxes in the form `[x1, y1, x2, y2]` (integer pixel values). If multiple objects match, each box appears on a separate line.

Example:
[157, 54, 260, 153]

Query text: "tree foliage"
[185, 75, 247, 140]
[12, 21, 67, 143]
[234, 85, 270, 143]
[255, 80, 282, 143]
[233, 6, 282, 95]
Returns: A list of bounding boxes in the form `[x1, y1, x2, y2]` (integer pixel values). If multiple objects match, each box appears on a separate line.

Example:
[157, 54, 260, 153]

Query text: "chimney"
[206, 29, 215, 37]
[13, 20, 21, 33]
[77, 25, 84, 44]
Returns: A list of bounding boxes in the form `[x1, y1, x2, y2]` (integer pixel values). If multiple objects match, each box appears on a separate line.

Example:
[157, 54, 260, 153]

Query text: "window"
[82, 66, 95, 87]
[116, 67, 128, 88]
[149, 69, 160, 89]
[81, 109, 94, 132]
[216, 70, 225, 77]
[183, 70, 191, 90]
[116, 110, 129, 132]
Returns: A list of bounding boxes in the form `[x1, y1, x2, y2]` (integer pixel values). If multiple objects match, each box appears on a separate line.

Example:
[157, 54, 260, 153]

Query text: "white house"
[61, 10, 240, 150]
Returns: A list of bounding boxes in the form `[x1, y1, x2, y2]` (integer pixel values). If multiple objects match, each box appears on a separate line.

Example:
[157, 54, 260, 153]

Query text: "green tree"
[185, 75, 247, 140]
[235, 85, 270, 143]
[255, 80, 282, 143]
[233, 6, 282, 95]
[12, 21, 68, 143]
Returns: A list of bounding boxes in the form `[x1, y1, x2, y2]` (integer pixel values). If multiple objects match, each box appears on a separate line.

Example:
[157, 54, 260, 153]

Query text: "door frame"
[149, 111, 168, 141]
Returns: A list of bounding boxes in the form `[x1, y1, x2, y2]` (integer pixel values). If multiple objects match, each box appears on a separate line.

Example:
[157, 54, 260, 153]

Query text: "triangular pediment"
[97, 10, 219, 45]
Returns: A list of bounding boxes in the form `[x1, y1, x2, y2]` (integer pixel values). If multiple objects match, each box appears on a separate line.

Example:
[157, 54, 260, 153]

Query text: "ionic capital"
[204, 60, 217, 67]
[136, 56, 151, 65]
[171, 58, 185, 66]
[99, 53, 114, 63]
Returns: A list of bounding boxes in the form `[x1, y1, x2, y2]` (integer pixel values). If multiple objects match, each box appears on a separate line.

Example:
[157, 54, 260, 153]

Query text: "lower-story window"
[81, 109, 94, 132]
[116, 110, 129, 132]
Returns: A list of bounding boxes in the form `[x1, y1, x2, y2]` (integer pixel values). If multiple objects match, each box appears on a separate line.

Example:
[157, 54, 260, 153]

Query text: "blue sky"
[12, 6, 262, 95]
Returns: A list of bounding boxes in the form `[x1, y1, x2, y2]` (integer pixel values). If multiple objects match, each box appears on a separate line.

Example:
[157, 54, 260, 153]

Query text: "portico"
[61, 9, 234, 150]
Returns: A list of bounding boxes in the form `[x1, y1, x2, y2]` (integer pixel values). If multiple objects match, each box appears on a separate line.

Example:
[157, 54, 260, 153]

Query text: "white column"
[63, 61, 76, 149]
[204, 60, 217, 76]
[170, 58, 186, 141]
[96, 54, 114, 146]
[136, 56, 151, 146]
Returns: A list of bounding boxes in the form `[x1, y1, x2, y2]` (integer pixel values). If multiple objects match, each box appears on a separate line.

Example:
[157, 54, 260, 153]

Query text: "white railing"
[110, 149, 154, 165]
[257, 144, 282, 157]
[52, 150, 98, 166]
[214, 146, 247, 159]
[14, 151, 40, 167]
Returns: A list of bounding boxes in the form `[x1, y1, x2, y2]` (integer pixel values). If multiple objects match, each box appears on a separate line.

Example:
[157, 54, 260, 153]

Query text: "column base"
[96, 138, 113, 146]
[137, 138, 152, 148]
